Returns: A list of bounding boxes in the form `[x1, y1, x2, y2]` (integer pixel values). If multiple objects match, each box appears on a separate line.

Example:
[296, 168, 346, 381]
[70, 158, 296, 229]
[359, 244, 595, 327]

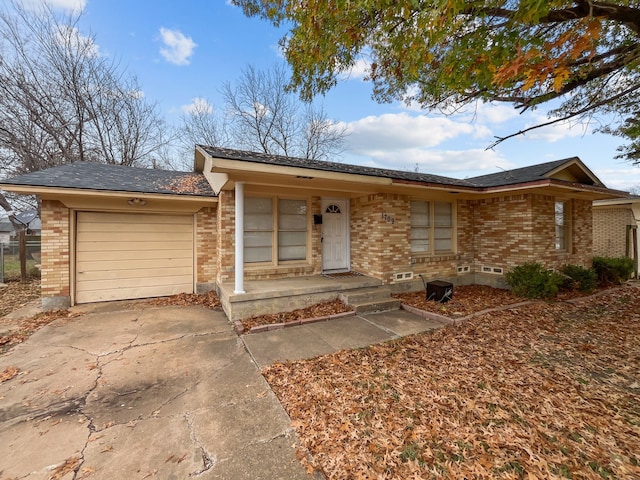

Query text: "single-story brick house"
[0, 146, 625, 318]
[593, 196, 640, 277]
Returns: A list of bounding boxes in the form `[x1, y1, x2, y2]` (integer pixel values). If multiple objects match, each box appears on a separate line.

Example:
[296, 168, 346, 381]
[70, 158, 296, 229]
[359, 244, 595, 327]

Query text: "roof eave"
[479, 178, 627, 198]
[0, 184, 218, 202]
[206, 156, 393, 186]
[391, 178, 477, 192]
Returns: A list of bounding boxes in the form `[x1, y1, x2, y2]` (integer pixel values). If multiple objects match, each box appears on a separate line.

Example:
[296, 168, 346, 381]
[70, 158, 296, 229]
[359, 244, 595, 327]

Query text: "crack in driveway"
[184, 411, 216, 477]
[1, 305, 313, 479]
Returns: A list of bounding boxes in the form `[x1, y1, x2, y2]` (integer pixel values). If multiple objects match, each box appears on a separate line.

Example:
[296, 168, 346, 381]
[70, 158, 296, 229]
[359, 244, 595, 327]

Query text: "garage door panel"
[76, 284, 193, 304]
[76, 274, 193, 292]
[77, 265, 192, 281]
[77, 240, 194, 252]
[76, 249, 192, 262]
[76, 230, 193, 243]
[76, 212, 194, 303]
[78, 212, 192, 225]
[77, 216, 192, 227]
[77, 258, 192, 273]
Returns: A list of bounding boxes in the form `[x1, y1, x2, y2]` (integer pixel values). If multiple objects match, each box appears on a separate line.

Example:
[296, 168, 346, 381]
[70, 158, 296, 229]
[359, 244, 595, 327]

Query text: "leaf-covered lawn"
[394, 285, 522, 318]
[0, 279, 40, 318]
[241, 299, 352, 332]
[264, 285, 640, 479]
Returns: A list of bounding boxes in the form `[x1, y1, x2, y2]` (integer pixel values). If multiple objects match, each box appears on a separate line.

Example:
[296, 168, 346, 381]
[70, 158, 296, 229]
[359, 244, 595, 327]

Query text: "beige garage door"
[76, 212, 194, 303]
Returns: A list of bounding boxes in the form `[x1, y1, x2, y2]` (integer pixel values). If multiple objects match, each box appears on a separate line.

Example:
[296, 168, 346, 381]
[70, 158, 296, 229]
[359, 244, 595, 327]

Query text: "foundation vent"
[393, 272, 414, 281]
[481, 265, 504, 275]
[457, 265, 470, 274]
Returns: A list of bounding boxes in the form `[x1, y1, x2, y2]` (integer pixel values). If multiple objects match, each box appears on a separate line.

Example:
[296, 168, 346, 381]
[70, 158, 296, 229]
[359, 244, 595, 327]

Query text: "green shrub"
[560, 264, 597, 293]
[592, 256, 635, 286]
[505, 262, 564, 299]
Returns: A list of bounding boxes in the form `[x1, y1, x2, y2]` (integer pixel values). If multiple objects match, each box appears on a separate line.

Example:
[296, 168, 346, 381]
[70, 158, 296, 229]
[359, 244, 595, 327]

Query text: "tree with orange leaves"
[234, 1, 640, 162]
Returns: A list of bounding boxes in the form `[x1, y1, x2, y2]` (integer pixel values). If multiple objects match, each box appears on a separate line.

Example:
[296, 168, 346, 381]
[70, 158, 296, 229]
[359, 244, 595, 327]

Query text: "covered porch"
[218, 273, 385, 321]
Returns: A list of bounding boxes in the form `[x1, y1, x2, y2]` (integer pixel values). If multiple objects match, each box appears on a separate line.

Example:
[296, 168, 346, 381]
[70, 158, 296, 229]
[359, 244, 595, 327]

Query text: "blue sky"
[31, 0, 640, 191]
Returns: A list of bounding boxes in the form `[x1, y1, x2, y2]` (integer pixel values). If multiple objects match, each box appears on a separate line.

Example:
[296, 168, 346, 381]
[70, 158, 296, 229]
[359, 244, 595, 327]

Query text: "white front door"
[321, 198, 349, 272]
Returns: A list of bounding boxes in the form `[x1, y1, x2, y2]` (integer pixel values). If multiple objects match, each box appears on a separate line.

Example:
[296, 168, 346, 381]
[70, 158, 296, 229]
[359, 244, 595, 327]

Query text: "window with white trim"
[411, 200, 453, 254]
[244, 197, 273, 263]
[278, 199, 307, 261]
[244, 196, 308, 263]
[555, 200, 571, 251]
[410, 201, 430, 253]
[434, 202, 453, 252]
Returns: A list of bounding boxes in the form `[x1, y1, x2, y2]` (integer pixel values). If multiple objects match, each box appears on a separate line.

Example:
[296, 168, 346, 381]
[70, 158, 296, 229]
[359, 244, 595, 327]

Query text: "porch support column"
[234, 181, 245, 294]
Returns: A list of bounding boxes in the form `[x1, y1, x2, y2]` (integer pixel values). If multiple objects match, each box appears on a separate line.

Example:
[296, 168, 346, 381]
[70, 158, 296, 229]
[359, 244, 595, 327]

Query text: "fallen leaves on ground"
[0, 309, 79, 354]
[264, 284, 640, 479]
[241, 299, 353, 332]
[49, 456, 81, 480]
[0, 279, 40, 318]
[141, 291, 222, 310]
[394, 285, 522, 318]
[0, 366, 20, 383]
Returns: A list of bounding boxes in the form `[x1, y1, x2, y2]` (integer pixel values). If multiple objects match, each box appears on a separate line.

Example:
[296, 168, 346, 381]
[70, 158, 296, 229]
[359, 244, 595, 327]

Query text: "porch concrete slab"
[243, 315, 398, 368]
[220, 273, 383, 320]
[362, 309, 447, 337]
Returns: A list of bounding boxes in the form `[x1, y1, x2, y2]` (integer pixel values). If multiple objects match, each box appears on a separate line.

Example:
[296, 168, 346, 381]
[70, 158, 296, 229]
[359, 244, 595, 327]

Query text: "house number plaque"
[381, 213, 395, 224]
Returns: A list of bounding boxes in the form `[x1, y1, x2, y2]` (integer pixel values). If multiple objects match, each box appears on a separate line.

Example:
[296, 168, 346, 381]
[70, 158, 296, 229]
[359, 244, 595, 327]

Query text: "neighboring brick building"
[0, 146, 625, 315]
[593, 197, 640, 277]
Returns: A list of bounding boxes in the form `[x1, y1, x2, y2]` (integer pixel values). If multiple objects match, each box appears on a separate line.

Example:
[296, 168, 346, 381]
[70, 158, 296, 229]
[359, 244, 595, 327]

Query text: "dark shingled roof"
[198, 145, 478, 188]
[466, 158, 580, 188]
[1, 162, 215, 197]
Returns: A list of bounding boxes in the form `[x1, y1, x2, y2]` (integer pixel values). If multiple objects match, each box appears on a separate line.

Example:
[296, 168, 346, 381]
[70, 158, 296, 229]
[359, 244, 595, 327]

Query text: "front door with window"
[321, 198, 349, 272]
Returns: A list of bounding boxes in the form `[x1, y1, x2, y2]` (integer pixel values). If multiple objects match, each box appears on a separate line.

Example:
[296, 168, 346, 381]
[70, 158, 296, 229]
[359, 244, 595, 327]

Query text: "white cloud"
[402, 97, 520, 127]
[181, 97, 213, 115]
[23, 0, 85, 11]
[519, 113, 591, 143]
[339, 112, 513, 174]
[343, 112, 477, 151]
[54, 25, 100, 58]
[159, 27, 197, 66]
[345, 147, 512, 176]
[593, 167, 640, 192]
[470, 102, 520, 125]
[339, 58, 371, 81]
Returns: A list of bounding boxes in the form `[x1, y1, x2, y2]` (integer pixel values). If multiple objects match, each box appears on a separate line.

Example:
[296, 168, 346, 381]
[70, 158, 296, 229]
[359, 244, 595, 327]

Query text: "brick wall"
[214, 189, 596, 287]
[40, 200, 71, 307]
[567, 199, 593, 268]
[216, 190, 235, 283]
[467, 194, 593, 273]
[350, 194, 465, 284]
[195, 206, 217, 285]
[456, 200, 474, 266]
[593, 206, 635, 257]
[310, 196, 322, 272]
[467, 195, 534, 271]
[351, 193, 413, 282]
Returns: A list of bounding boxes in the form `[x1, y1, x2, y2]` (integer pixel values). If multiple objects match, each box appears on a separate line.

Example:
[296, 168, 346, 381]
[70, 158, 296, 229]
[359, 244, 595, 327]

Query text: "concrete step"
[351, 298, 402, 315]
[339, 287, 392, 305]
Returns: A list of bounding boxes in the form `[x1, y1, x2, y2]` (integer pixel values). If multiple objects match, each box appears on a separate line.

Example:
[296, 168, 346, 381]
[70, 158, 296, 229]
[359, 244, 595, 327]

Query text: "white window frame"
[244, 196, 310, 265]
[555, 200, 571, 252]
[411, 200, 455, 255]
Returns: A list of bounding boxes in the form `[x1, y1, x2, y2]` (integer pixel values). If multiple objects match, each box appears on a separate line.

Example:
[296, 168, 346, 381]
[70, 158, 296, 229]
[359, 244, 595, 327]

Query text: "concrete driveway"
[0, 304, 312, 479]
